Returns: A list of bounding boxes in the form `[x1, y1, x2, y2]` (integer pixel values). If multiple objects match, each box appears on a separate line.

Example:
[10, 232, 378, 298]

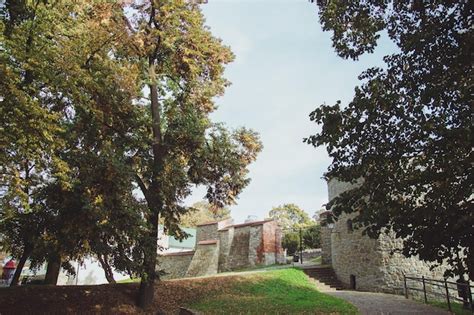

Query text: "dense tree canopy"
[0, 0, 262, 308]
[307, 1, 473, 280]
[268, 204, 313, 231]
[179, 201, 231, 227]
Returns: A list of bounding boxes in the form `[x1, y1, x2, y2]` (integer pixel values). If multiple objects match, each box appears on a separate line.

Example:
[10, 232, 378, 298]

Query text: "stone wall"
[195, 222, 219, 244]
[378, 232, 448, 296]
[326, 178, 449, 295]
[248, 225, 263, 266]
[330, 211, 385, 291]
[158, 251, 194, 280]
[227, 226, 251, 269]
[320, 214, 332, 265]
[186, 241, 220, 277]
[157, 219, 285, 279]
[218, 227, 234, 272]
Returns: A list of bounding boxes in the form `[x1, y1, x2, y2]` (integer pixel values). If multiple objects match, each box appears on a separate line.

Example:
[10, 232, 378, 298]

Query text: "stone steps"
[304, 267, 345, 290]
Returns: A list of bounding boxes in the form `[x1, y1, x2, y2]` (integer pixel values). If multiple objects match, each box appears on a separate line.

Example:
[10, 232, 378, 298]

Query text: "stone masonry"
[321, 178, 448, 296]
[158, 218, 285, 279]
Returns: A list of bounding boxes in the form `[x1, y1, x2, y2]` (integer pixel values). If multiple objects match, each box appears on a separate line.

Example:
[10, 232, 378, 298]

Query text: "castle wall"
[320, 215, 332, 265]
[195, 222, 219, 244]
[326, 178, 449, 295]
[158, 251, 194, 280]
[330, 211, 385, 291]
[227, 226, 251, 269]
[261, 221, 285, 265]
[186, 241, 220, 277]
[158, 219, 285, 279]
[218, 227, 234, 272]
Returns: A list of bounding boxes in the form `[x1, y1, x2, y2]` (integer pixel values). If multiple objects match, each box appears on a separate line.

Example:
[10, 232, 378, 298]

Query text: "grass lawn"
[116, 277, 140, 283]
[0, 267, 357, 314]
[187, 268, 358, 314]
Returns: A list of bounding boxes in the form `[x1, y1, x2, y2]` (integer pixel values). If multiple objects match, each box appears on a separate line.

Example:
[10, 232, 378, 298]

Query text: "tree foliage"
[307, 1, 473, 280]
[268, 204, 312, 231]
[302, 225, 321, 249]
[179, 201, 231, 227]
[0, 0, 262, 306]
[282, 225, 321, 256]
[282, 232, 299, 256]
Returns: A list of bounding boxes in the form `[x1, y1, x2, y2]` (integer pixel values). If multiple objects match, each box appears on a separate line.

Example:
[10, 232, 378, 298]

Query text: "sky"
[185, 0, 397, 223]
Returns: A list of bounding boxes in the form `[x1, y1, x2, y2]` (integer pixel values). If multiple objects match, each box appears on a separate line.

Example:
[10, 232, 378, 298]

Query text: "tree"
[307, 1, 473, 280]
[268, 204, 312, 231]
[1, 1, 144, 285]
[180, 201, 231, 227]
[115, 1, 262, 308]
[1, 2, 261, 306]
[303, 225, 321, 249]
[282, 232, 299, 256]
[0, 1, 74, 286]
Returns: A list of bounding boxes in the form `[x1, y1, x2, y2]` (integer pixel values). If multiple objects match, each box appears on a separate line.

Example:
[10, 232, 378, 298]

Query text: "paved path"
[327, 291, 450, 315]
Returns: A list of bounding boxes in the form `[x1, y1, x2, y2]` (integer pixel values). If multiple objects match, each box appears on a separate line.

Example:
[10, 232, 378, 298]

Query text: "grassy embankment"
[187, 268, 358, 314]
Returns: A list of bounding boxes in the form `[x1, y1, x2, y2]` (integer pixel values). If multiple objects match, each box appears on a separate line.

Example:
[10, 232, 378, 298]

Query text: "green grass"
[228, 263, 288, 273]
[116, 278, 140, 283]
[187, 268, 358, 314]
[427, 300, 473, 315]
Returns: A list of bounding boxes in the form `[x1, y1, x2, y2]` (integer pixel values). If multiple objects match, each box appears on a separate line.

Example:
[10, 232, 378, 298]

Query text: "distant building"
[159, 218, 286, 279]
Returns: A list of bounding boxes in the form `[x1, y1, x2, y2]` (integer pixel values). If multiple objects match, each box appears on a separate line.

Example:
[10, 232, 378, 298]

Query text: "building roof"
[219, 219, 275, 231]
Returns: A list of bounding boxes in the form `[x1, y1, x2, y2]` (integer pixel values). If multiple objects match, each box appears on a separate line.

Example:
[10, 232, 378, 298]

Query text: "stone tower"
[320, 178, 448, 293]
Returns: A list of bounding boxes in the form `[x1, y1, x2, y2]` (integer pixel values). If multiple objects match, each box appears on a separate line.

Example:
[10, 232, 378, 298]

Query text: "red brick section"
[262, 221, 284, 255]
[160, 251, 195, 256]
[197, 240, 218, 245]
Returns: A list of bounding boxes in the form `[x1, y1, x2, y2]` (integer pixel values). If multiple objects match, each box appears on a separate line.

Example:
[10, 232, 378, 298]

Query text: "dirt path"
[327, 291, 450, 315]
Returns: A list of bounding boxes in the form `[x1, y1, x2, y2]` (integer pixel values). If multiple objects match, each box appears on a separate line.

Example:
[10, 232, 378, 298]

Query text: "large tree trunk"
[9, 243, 33, 286]
[137, 211, 159, 309]
[137, 7, 164, 305]
[44, 253, 61, 285]
[98, 254, 116, 284]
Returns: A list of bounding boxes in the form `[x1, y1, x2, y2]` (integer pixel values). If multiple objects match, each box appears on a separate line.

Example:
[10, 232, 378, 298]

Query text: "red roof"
[4, 259, 16, 269]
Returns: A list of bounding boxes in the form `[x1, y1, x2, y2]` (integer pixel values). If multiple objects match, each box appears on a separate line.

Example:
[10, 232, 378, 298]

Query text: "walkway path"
[299, 264, 449, 314]
[327, 291, 450, 315]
